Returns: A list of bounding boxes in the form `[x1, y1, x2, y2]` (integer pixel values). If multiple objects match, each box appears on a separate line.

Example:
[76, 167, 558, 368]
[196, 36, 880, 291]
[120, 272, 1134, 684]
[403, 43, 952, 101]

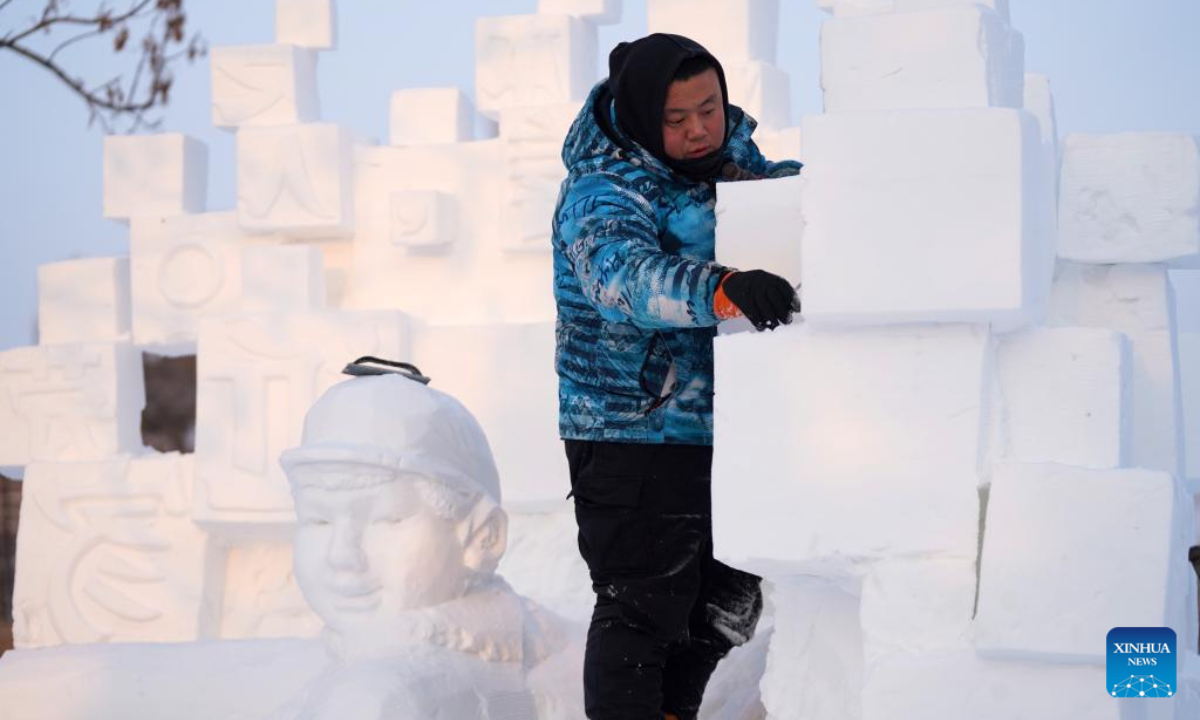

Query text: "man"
[551, 33, 802, 720]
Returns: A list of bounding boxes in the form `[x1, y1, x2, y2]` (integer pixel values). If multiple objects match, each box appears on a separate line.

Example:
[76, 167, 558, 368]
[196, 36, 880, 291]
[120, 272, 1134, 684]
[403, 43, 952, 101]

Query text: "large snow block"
[862, 652, 1131, 720]
[537, 0, 621, 24]
[760, 575, 864, 720]
[820, 5, 1024, 112]
[725, 60, 791, 130]
[976, 463, 1193, 663]
[240, 244, 326, 313]
[37, 257, 131, 345]
[275, 0, 336, 49]
[1050, 262, 1184, 477]
[497, 503, 593, 624]
[800, 109, 1053, 329]
[0, 342, 144, 466]
[389, 88, 474, 146]
[411, 321, 565, 503]
[715, 173, 805, 290]
[648, 0, 780, 65]
[1059, 133, 1200, 264]
[713, 324, 986, 564]
[193, 311, 411, 525]
[11, 455, 218, 648]
[210, 45, 319, 129]
[102, 134, 207, 221]
[475, 15, 597, 120]
[500, 103, 581, 253]
[237, 123, 356, 237]
[995, 327, 1132, 469]
[859, 558, 975, 664]
[817, 0, 1010, 22]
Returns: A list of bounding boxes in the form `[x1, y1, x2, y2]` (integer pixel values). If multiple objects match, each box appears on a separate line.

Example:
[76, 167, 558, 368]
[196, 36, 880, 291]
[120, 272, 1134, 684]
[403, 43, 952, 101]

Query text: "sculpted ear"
[460, 501, 508, 576]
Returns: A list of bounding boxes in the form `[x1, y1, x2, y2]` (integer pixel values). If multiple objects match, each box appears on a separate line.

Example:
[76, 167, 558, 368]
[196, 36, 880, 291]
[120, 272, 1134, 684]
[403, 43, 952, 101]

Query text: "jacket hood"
[560, 80, 756, 185]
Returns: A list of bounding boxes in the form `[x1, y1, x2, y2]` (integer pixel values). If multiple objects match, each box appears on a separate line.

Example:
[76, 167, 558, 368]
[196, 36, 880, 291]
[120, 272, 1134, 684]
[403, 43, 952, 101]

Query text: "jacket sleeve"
[737, 139, 804, 179]
[556, 172, 726, 330]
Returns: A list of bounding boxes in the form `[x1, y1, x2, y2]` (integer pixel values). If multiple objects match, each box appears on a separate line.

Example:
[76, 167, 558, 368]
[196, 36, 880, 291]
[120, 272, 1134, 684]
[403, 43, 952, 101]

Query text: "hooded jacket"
[552, 81, 801, 445]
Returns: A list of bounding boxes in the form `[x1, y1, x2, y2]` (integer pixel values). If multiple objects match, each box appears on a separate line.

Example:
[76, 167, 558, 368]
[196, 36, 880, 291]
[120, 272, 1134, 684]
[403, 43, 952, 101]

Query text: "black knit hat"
[607, 33, 730, 180]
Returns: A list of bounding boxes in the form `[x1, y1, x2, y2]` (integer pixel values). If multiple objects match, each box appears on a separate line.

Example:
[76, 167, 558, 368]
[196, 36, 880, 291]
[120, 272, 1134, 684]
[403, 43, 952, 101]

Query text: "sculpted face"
[661, 67, 725, 162]
[292, 468, 472, 640]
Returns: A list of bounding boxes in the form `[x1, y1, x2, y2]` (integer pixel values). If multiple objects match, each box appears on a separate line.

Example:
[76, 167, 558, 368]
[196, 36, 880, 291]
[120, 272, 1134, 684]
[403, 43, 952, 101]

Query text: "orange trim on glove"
[713, 271, 743, 321]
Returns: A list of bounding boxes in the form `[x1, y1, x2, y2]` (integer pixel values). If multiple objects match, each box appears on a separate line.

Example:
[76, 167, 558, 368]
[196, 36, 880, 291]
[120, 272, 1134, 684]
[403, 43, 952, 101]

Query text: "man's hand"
[717, 270, 800, 331]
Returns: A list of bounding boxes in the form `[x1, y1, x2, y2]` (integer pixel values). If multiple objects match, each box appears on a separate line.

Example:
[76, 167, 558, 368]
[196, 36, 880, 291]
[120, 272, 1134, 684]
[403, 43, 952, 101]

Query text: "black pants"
[565, 440, 764, 720]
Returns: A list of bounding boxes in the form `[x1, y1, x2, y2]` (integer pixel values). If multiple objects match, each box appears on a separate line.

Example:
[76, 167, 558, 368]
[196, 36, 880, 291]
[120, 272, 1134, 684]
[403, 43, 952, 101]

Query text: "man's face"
[292, 469, 471, 641]
[662, 67, 725, 162]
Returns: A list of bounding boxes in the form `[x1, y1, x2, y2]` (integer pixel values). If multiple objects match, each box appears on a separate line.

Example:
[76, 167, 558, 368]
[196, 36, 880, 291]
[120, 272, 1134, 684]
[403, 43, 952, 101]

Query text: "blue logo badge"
[1108, 627, 1177, 698]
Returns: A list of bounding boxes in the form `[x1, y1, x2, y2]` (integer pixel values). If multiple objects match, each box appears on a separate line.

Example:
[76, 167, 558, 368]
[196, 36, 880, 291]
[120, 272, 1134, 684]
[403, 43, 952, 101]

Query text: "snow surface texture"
[3, 0, 1200, 718]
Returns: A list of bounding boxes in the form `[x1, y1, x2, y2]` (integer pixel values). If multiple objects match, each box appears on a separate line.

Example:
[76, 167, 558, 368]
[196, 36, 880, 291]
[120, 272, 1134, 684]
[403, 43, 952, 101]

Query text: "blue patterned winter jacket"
[552, 82, 802, 445]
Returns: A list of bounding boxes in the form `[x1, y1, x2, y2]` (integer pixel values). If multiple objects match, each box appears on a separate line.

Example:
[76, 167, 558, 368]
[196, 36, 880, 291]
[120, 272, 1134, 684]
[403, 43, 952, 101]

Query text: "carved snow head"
[280, 375, 507, 655]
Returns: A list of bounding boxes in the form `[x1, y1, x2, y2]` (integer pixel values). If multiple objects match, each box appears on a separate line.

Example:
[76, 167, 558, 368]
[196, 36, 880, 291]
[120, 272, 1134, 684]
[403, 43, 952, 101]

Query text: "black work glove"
[721, 270, 800, 331]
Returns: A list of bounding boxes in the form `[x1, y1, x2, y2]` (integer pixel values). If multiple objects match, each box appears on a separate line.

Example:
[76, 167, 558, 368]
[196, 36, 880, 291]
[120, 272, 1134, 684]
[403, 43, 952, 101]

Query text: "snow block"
[275, 0, 336, 49]
[389, 190, 456, 250]
[820, 5, 1024, 112]
[817, 0, 1010, 22]
[0, 342, 144, 466]
[102, 134, 207, 221]
[859, 558, 975, 664]
[725, 60, 791, 130]
[130, 213, 267, 349]
[474, 15, 597, 120]
[715, 174, 805, 293]
[752, 126, 802, 166]
[862, 652, 1130, 720]
[800, 109, 1053, 329]
[237, 123, 356, 238]
[240, 244, 326, 313]
[537, 0, 621, 24]
[760, 575, 864, 720]
[1049, 262, 1184, 477]
[500, 103, 580, 253]
[1024, 73, 1060, 184]
[976, 463, 1193, 663]
[193, 311, 411, 525]
[349, 143, 555, 324]
[210, 45, 320, 129]
[713, 324, 986, 564]
[648, 0, 780, 65]
[496, 504, 593, 624]
[389, 87, 474, 146]
[11, 455, 217, 648]
[37, 257, 131, 345]
[1058, 133, 1200, 264]
[411, 321, 565, 503]
[995, 327, 1132, 469]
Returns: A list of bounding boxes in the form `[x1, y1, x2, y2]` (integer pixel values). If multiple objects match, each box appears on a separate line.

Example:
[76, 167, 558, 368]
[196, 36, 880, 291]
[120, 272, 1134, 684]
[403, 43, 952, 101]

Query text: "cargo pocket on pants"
[571, 475, 651, 578]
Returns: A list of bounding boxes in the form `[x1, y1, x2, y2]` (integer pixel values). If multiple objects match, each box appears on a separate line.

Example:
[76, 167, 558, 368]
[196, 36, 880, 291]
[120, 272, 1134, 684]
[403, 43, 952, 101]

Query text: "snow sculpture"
[271, 373, 559, 717]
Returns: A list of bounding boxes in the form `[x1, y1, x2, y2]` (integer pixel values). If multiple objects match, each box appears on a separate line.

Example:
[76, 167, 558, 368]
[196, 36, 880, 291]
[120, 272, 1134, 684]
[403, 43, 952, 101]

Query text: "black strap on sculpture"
[341, 356, 431, 385]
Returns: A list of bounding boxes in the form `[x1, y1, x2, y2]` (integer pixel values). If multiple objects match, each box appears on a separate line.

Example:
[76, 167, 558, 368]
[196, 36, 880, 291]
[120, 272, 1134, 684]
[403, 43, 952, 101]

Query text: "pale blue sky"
[1, 0, 1198, 351]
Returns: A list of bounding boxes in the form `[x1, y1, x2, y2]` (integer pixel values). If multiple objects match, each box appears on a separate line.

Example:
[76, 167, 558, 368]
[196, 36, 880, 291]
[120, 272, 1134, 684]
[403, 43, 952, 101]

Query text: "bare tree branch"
[0, 0, 203, 132]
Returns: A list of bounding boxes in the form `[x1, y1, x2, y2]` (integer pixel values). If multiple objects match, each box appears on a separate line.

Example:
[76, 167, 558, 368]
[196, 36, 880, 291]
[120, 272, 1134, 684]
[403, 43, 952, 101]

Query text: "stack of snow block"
[212, 0, 357, 238]
[710, 1, 1200, 717]
[648, 0, 793, 130]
